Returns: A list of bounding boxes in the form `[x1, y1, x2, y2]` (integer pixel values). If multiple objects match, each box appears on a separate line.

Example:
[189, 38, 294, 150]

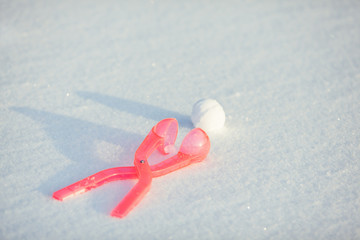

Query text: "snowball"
[191, 99, 225, 132]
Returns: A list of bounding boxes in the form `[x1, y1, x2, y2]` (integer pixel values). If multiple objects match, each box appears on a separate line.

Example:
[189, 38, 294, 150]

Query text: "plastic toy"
[53, 118, 210, 218]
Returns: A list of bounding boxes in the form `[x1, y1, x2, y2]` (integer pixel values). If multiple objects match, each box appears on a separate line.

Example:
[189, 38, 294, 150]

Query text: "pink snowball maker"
[53, 118, 211, 218]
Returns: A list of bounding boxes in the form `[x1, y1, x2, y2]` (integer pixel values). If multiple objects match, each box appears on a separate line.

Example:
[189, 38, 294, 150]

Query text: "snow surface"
[1, 0, 360, 239]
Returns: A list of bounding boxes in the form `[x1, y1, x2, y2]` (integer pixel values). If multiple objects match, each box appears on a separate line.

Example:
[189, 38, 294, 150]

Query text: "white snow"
[191, 99, 226, 132]
[1, 0, 360, 239]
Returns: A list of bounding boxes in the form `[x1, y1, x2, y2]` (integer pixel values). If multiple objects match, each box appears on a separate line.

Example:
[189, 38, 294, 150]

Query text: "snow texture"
[1, 0, 360, 239]
[191, 99, 226, 132]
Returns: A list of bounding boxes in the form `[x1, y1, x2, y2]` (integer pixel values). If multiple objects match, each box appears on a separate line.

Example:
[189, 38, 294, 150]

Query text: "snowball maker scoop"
[53, 118, 210, 218]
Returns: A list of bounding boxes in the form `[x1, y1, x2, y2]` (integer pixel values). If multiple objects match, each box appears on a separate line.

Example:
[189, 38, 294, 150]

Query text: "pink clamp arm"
[111, 159, 152, 218]
[53, 167, 137, 201]
[53, 118, 178, 203]
[111, 118, 178, 218]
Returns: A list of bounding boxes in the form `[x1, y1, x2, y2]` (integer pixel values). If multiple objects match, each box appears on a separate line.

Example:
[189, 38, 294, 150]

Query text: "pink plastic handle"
[53, 119, 178, 203]
[54, 127, 210, 201]
[110, 158, 152, 218]
[52, 167, 137, 201]
[110, 132, 157, 218]
[111, 119, 178, 218]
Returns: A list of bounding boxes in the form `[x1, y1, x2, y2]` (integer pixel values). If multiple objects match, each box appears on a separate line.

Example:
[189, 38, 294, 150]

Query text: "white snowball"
[191, 99, 225, 132]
